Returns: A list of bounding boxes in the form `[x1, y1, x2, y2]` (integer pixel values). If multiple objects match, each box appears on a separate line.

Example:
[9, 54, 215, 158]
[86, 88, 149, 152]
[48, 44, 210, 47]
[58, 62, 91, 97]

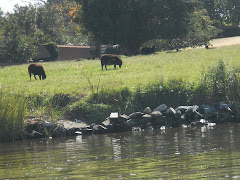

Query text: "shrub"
[45, 42, 59, 61]
[196, 59, 240, 104]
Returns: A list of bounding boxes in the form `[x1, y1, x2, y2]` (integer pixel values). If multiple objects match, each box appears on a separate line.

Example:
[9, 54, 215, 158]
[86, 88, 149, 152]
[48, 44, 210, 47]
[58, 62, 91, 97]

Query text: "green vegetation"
[0, 90, 26, 142]
[1, 44, 240, 141]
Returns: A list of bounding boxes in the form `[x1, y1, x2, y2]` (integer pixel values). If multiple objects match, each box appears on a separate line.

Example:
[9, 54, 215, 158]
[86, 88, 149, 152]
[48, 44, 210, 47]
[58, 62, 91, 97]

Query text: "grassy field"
[1, 44, 240, 96]
[1, 43, 240, 141]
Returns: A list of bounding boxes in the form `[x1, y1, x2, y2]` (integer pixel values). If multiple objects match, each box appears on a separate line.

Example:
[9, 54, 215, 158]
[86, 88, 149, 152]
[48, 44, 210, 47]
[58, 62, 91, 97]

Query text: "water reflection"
[1, 124, 240, 179]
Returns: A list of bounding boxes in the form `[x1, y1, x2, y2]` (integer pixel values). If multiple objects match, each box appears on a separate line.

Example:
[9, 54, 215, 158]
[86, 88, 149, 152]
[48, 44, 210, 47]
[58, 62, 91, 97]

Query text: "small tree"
[0, 23, 36, 62]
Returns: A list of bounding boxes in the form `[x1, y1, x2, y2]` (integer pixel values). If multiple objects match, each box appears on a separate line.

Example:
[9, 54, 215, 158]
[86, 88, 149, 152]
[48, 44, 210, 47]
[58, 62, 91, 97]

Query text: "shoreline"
[18, 102, 238, 142]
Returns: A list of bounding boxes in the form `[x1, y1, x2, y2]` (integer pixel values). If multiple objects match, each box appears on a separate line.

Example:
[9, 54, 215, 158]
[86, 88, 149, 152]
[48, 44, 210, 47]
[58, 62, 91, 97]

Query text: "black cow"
[28, 63, 47, 81]
[100, 54, 122, 70]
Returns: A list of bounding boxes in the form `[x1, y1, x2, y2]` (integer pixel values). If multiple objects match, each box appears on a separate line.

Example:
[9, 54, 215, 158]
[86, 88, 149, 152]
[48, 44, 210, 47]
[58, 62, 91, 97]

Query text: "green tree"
[0, 1, 86, 62]
[73, 0, 195, 55]
[203, 0, 240, 27]
[0, 22, 36, 62]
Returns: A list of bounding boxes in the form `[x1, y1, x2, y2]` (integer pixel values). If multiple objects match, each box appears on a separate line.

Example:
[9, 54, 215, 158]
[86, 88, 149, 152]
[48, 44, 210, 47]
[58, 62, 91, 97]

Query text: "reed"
[0, 90, 26, 141]
[27, 93, 69, 123]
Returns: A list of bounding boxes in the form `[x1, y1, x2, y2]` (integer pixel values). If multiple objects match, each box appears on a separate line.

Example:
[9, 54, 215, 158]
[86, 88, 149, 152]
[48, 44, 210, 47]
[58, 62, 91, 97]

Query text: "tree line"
[0, 0, 240, 62]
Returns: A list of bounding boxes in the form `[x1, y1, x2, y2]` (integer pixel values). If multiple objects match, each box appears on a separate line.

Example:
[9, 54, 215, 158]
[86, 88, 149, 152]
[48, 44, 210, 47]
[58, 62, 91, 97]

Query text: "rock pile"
[90, 102, 238, 134]
[24, 102, 239, 139]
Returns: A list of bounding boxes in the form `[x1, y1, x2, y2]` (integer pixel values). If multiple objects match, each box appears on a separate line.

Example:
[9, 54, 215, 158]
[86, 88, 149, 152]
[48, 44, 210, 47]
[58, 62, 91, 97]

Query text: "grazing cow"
[28, 63, 46, 81]
[140, 45, 155, 55]
[100, 54, 122, 70]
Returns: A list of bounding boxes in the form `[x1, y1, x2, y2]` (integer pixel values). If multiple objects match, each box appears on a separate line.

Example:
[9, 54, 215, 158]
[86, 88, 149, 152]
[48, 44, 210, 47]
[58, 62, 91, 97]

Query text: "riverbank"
[23, 101, 239, 139]
[1, 42, 240, 142]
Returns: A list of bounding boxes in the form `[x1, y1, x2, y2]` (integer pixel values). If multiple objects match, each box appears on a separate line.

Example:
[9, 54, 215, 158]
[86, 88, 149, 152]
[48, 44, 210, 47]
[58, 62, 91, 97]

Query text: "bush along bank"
[24, 101, 239, 138]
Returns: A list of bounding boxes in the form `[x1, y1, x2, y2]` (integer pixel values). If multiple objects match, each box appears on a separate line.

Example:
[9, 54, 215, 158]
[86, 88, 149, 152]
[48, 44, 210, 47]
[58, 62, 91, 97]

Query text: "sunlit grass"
[1, 44, 240, 141]
[1, 45, 240, 97]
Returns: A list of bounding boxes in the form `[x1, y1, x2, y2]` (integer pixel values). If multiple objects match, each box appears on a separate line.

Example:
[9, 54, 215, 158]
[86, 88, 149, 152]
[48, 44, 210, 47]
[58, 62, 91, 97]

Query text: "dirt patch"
[210, 36, 240, 47]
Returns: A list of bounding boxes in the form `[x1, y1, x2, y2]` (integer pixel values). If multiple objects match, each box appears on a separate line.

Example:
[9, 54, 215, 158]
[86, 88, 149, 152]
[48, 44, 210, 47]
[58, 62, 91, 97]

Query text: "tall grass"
[27, 93, 69, 123]
[195, 59, 240, 104]
[0, 90, 26, 142]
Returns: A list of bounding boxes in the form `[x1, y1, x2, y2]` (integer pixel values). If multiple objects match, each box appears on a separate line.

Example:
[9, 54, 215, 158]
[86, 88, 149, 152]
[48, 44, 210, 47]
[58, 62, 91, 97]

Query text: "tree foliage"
[203, 0, 240, 27]
[72, 0, 195, 55]
[0, 1, 84, 62]
[0, 0, 239, 62]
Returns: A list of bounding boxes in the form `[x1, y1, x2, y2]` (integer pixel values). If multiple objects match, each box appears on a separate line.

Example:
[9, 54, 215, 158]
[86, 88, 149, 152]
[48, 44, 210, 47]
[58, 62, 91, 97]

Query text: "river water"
[1, 123, 240, 179]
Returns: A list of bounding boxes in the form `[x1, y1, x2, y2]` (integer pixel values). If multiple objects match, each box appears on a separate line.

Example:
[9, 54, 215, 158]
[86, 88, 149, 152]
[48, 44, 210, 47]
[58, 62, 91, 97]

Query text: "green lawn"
[1, 44, 240, 97]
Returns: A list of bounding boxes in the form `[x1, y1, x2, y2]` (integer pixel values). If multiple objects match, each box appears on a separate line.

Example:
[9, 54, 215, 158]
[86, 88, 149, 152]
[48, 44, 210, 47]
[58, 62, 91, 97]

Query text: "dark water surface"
[1, 124, 240, 179]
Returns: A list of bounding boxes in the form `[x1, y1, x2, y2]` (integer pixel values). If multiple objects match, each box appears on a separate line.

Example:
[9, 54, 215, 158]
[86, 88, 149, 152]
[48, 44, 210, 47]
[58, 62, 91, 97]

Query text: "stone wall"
[34, 45, 92, 61]
[57, 45, 92, 60]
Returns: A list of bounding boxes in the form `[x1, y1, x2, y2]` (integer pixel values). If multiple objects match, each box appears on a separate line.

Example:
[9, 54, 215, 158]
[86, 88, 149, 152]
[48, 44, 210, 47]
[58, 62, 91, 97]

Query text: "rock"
[184, 108, 194, 119]
[136, 114, 152, 125]
[174, 110, 182, 120]
[25, 119, 42, 134]
[153, 104, 167, 112]
[143, 107, 152, 114]
[142, 114, 152, 118]
[109, 112, 119, 124]
[80, 125, 95, 134]
[151, 116, 168, 126]
[166, 107, 176, 117]
[220, 102, 232, 110]
[151, 111, 162, 117]
[110, 112, 119, 118]
[120, 114, 130, 120]
[180, 114, 186, 121]
[107, 114, 129, 125]
[43, 121, 55, 132]
[129, 112, 144, 119]
[63, 120, 87, 136]
[142, 123, 154, 130]
[52, 124, 66, 137]
[124, 119, 138, 127]
[32, 130, 43, 138]
[175, 106, 189, 113]
[102, 118, 111, 127]
[92, 124, 108, 134]
[118, 114, 129, 123]
[200, 105, 217, 118]
[112, 123, 132, 132]
[193, 110, 203, 121]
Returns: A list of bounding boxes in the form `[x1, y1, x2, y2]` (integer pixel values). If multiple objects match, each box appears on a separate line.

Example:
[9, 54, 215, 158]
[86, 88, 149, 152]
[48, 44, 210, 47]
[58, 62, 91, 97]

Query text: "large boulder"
[166, 107, 176, 117]
[153, 104, 168, 112]
[143, 107, 152, 114]
[129, 112, 144, 119]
